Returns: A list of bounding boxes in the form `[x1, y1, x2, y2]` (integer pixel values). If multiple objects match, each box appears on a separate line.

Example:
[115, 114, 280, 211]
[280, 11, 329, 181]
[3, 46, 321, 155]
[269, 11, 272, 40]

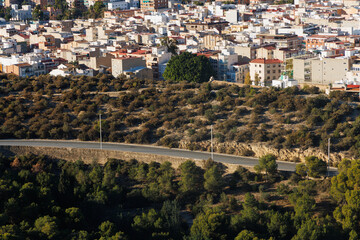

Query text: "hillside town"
[1, 0, 360, 90]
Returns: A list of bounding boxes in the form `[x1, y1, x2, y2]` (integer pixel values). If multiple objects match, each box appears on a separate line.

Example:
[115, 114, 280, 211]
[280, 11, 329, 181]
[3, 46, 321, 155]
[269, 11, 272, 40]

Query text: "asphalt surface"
[0, 139, 338, 174]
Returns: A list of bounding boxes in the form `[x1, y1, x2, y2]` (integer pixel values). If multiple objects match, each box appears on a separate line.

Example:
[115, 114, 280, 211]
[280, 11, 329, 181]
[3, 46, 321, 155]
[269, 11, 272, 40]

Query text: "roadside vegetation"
[0, 73, 358, 161]
[0, 153, 358, 239]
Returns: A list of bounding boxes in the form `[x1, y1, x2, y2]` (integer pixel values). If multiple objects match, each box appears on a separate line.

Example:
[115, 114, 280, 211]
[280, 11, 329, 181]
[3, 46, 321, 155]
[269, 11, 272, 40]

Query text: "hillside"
[0, 73, 358, 164]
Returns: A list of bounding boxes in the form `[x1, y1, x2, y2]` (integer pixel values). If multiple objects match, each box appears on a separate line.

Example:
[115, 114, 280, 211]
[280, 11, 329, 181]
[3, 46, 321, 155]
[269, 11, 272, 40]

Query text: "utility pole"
[99, 113, 102, 150]
[211, 125, 214, 160]
[327, 138, 330, 177]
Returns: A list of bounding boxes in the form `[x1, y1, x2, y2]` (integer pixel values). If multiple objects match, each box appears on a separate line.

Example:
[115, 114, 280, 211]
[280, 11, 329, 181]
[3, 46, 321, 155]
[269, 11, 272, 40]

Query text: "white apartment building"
[108, 1, 129, 10]
[144, 13, 169, 24]
[10, 5, 32, 21]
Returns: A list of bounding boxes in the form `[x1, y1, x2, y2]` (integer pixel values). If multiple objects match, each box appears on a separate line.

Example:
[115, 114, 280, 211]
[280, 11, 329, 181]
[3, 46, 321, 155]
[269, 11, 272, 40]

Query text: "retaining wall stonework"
[0, 146, 242, 173]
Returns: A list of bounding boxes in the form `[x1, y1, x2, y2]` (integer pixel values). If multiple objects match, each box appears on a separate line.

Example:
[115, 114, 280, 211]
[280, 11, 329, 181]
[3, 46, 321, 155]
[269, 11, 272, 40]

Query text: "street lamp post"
[211, 125, 214, 160]
[327, 138, 330, 177]
[99, 113, 102, 150]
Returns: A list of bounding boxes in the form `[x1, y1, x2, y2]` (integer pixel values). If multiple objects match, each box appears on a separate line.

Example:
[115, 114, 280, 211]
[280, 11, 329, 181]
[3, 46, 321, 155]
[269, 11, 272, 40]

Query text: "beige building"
[112, 57, 152, 80]
[256, 46, 300, 61]
[256, 46, 276, 59]
[202, 34, 224, 49]
[80, 54, 114, 70]
[293, 56, 315, 84]
[257, 33, 301, 50]
[4, 0, 17, 7]
[232, 63, 249, 83]
[223, 24, 248, 34]
[293, 56, 351, 85]
[249, 58, 283, 86]
[185, 21, 229, 33]
[234, 45, 258, 63]
[29, 35, 56, 47]
[344, 0, 360, 7]
[311, 58, 351, 85]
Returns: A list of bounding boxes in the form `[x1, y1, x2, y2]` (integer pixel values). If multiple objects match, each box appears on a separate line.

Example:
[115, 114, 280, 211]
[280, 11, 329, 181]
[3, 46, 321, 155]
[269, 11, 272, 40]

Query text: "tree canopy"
[163, 52, 215, 83]
[254, 154, 278, 180]
[0, 153, 355, 239]
[305, 156, 327, 178]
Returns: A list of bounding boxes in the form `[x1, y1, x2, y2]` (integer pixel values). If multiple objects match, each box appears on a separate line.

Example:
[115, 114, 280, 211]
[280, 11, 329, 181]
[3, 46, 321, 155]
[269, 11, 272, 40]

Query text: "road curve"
[0, 139, 338, 174]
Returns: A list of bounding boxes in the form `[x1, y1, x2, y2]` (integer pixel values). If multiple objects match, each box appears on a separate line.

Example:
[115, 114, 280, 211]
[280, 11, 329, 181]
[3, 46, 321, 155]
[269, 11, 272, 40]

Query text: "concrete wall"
[89, 54, 114, 69]
[293, 58, 308, 83]
[0, 145, 241, 173]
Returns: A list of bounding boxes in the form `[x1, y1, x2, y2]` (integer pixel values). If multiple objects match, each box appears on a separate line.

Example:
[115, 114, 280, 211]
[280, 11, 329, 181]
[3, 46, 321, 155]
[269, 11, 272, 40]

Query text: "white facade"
[108, 1, 129, 10]
[11, 5, 32, 21]
[144, 13, 168, 24]
[225, 9, 238, 24]
[272, 74, 298, 88]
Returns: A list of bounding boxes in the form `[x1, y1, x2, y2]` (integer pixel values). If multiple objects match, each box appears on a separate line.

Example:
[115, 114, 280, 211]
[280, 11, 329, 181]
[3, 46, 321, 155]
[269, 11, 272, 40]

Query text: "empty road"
[0, 139, 338, 174]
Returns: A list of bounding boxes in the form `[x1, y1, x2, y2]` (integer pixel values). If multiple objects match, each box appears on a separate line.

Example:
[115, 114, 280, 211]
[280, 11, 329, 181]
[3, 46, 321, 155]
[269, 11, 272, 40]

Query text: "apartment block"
[112, 57, 149, 78]
[293, 56, 351, 86]
[249, 58, 283, 86]
[141, 0, 168, 11]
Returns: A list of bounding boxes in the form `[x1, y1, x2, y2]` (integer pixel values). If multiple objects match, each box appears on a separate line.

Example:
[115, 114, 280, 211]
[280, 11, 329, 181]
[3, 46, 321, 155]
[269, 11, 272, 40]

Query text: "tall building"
[140, 0, 167, 11]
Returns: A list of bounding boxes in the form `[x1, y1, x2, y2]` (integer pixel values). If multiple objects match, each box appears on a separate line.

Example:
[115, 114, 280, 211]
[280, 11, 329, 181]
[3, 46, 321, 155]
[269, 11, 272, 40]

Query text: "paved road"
[0, 139, 338, 174]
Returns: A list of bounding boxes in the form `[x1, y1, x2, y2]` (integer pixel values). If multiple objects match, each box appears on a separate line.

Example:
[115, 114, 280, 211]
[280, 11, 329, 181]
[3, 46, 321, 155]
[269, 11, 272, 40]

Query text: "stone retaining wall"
[0, 145, 242, 173]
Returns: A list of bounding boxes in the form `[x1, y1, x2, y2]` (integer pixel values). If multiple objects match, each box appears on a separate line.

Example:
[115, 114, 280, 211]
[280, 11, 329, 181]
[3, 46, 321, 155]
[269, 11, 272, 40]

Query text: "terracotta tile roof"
[130, 50, 150, 55]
